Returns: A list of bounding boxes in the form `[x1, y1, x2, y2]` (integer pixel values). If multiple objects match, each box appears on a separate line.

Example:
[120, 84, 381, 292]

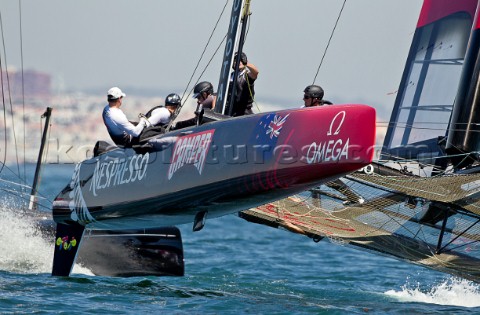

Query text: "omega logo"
[327, 111, 346, 136]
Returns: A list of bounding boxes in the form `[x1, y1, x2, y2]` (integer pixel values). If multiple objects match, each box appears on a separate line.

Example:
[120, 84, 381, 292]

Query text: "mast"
[446, 2, 480, 167]
[28, 107, 52, 210]
[226, 0, 251, 116]
[214, 0, 249, 115]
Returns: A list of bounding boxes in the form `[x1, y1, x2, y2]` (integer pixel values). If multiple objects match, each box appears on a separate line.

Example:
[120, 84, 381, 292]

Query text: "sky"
[0, 0, 423, 120]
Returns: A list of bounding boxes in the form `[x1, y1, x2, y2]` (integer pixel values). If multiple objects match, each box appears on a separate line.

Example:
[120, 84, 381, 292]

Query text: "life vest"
[144, 105, 164, 119]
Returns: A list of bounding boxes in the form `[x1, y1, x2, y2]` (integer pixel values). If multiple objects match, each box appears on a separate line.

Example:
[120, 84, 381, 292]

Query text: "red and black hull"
[52, 105, 376, 231]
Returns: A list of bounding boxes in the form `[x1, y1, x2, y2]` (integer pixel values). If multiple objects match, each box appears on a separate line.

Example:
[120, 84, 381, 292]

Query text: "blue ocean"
[0, 164, 479, 314]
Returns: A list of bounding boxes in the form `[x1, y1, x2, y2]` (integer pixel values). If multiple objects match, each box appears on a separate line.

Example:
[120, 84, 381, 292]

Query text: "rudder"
[52, 223, 85, 276]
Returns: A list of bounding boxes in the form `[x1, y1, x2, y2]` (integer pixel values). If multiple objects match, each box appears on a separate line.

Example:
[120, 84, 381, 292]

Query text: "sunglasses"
[303, 95, 311, 99]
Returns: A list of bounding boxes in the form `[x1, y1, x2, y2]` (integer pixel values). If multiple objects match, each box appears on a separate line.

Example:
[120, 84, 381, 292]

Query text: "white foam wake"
[0, 205, 92, 276]
[385, 277, 480, 308]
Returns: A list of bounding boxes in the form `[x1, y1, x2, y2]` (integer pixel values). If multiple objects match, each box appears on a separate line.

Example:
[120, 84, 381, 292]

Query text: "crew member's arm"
[246, 62, 259, 80]
[211, 95, 217, 110]
[115, 111, 147, 137]
[202, 95, 216, 110]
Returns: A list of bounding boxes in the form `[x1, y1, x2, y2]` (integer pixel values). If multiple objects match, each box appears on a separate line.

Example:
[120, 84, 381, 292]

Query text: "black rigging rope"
[167, 34, 227, 132]
[0, 10, 8, 177]
[243, 9, 261, 113]
[168, 0, 229, 130]
[186, 34, 227, 101]
[19, 0, 26, 185]
[312, 0, 347, 84]
[0, 161, 52, 209]
[0, 10, 22, 179]
[0, 2, 49, 209]
[180, 0, 230, 103]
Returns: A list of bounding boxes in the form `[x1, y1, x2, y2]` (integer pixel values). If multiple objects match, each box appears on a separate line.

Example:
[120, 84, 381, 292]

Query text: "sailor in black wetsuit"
[226, 52, 259, 116]
[192, 81, 216, 110]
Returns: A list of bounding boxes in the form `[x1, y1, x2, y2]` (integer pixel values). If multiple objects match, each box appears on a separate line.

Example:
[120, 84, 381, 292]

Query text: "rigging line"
[386, 125, 465, 132]
[0, 166, 52, 202]
[191, 35, 227, 94]
[167, 0, 229, 131]
[19, 0, 26, 184]
[0, 16, 7, 176]
[242, 10, 262, 113]
[374, 121, 480, 127]
[437, 217, 480, 254]
[167, 33, 227, 132]
[377, 122, 480, 133]
[0, 186, 49, 202]
[0, 163, 52, 203]
[0, 10, 21, 178]
[0, 177, 32, 190]
[0, 175, 54, 208]
[0, 188, 51, 211]
[180, 0, 230, 104]
[380, 121, 450, 126]
[312, 0, 347, 84]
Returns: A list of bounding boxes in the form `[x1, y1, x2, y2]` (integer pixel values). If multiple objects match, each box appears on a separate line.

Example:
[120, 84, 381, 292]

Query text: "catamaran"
[49, 0, 376, 277]
[242, 0, 480, 283]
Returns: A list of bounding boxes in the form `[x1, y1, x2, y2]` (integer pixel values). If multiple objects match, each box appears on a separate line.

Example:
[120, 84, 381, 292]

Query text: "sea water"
[0, 164, 479, 314]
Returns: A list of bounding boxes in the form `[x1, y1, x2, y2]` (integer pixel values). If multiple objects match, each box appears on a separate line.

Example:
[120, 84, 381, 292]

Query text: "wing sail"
[240, 173, 480, 283]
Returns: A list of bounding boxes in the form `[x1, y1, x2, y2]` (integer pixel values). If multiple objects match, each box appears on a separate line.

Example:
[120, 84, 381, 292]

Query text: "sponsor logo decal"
[250, 113, 290, 162]
[56, 235, 77, 251]
[306, 111, 350, 164]
[89, 153, 150, 196]
[168, 130, 215, 180]
[266, 114, 290, 139]
[327, 111, 345, 136]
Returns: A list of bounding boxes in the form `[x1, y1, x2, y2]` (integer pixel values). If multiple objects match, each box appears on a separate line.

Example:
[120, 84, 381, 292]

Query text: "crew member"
[302, 84, 332, 107]
[192, 81, 216, 110]
[146, 93, 182, 127]
[227, 52, 259, 116]
[302, 85, 363, 205]
[102, 87, 149, 147]
[145, 92, 202, 131]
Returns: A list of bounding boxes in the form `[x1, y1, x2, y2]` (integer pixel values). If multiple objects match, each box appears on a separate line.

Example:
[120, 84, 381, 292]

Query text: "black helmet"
[303, 85, 324, 99]
[234, 52, 248, 65]
[193, 81, 214, 98]
[165, 93, 181, 106]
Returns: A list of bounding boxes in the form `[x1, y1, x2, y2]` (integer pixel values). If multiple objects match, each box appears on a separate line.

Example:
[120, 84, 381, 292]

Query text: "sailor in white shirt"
[145, 93, 200, 130]
[147, 93, 181, 127]
[102, 87, 150, 146]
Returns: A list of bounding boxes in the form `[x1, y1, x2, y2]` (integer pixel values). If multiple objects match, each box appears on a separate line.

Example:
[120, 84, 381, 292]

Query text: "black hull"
[78, 227, 184, 277]
[37, 218, 184, 277]
[53, 105, 376, 230]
